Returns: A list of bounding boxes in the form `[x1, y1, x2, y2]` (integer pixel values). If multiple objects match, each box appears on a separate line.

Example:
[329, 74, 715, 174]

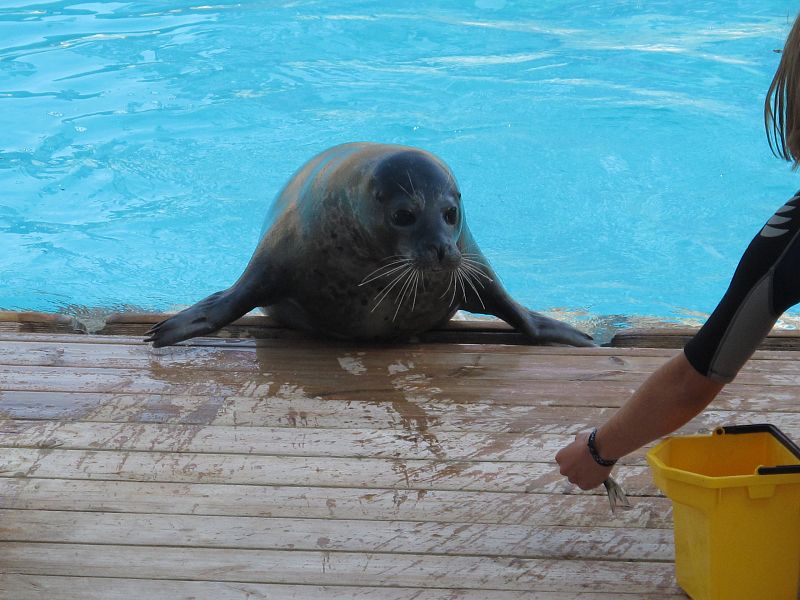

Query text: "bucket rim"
[646, 425, 800, 487]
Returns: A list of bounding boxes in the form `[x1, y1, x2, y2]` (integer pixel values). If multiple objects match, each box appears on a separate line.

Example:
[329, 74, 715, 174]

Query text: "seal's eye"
[444, 207, 458, 225]
[392, 209, 416, 227]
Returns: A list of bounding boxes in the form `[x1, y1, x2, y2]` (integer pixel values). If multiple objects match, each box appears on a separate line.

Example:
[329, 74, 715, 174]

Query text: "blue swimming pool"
[1, 1, 799, 334]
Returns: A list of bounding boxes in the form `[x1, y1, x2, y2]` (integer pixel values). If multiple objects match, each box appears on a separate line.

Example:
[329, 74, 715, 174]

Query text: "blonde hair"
[765, 13, 800, 167]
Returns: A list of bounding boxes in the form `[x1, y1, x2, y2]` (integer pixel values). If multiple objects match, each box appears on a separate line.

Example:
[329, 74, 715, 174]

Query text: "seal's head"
[367, 149, 463, 272]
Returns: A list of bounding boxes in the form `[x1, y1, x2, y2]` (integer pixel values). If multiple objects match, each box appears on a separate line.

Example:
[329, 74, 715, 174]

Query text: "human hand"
[555, 431, 614, 490]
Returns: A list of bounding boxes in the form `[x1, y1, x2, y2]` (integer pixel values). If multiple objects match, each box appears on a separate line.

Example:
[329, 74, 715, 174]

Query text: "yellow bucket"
[647, 424, 800, 600]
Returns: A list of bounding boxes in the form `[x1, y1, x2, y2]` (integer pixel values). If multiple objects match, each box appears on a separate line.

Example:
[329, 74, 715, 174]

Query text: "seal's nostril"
[428, 244, 445, 262]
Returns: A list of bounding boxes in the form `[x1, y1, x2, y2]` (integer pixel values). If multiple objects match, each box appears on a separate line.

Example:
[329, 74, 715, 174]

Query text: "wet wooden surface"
[610, 327, 800, 350]
[1, 327, 798, 598]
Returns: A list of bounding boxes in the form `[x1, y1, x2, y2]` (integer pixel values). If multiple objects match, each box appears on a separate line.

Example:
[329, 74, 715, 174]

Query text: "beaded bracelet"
[587, 428, 618, 467]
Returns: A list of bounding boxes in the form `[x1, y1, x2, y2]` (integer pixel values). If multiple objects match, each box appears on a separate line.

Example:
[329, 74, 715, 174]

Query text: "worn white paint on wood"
[0, 574, 689, 600]
[1, 542, 680, 593]
[0, 509, 673, 561]
[0, 447, 661, 494]
[0, 478, 673, 529]
[0, 419, 654, 463]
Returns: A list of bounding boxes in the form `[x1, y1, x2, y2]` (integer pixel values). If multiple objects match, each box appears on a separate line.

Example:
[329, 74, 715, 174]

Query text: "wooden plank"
[5, 328, 800, 376]
[1, 391, 796, 436]
[0, 312, 76, 336]
[2, 309, 799, 351]
[0, 311, 536, 345]
[1, 351, 799, 401]
[611, 327, 800, 350]
[3, 338, 800, 381]
[0, 419, 664, 464]
[0, 365, 654, 401]
[0, 574, 687, 600]
[0, 479, 674, 528]
[0, 389, 620, 430]
[0, 338, 673, 371]
[0, 358, 795, 404]
[0, 509, 673, 561]
[0, 330, 651, 353]
[0, 356, 667, 388]
[0, 447, 660, 494]
[2, 369, 799, 414]
[3, 417, 788, 468]
[0, 542, 680, 592]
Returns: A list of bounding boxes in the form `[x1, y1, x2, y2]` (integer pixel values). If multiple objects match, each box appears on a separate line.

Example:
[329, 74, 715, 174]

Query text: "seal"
[145, 142, 593, 347]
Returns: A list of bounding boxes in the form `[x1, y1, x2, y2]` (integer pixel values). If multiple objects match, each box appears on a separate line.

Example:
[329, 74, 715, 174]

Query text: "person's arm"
[555, 351, 723, 489]
[557, 190, 800, 490]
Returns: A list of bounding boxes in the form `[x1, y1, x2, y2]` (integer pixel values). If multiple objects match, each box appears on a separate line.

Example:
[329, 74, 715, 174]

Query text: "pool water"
[1, 1, 799, 334]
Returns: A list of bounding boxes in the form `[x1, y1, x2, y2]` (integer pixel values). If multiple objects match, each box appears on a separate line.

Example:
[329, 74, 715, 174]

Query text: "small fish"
[603, 476, 632, 513]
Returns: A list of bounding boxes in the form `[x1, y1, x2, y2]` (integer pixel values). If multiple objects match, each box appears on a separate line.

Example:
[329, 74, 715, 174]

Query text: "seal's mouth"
[358, 254, 494, 318]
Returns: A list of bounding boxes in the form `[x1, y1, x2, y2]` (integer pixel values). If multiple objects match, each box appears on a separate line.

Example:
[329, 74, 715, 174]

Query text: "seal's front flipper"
[455, 258, 593, 347]
[456, 229, 593, 346]
[463, 286, 594, 347]
[524, 308, 595, 347]
[145, 287, 255, 348]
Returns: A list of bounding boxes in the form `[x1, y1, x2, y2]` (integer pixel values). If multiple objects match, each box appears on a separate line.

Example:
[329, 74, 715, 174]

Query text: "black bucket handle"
[714, 424, 800, 475]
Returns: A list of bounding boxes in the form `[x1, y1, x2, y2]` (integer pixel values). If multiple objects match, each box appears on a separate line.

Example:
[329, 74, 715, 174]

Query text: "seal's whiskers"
[371, 265, 413, 313]
[461, 256, 493, 279]
[410, 269, 421, 312]
[443, 271, 458, 308]
[455, 269, 468, 302]
[396, 269, 416, 306]
[360, 257, 413, 286]
[360, 263, 408, 286]
[369, 254, 490, 318]
[439, 271, 455, 301]
[459, 265, 486, 309]
[396, 182, 414, 201]
[406, 170, 418, 199]
[461, 262, 490, 285]
[392, 269, 417, 322]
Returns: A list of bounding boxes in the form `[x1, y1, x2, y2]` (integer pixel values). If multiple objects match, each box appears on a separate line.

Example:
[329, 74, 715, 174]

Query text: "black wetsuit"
[684, 190, 800, 382]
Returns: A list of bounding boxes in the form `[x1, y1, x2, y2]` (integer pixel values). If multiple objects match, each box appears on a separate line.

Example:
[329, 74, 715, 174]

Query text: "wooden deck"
[1, 314, 798, 598]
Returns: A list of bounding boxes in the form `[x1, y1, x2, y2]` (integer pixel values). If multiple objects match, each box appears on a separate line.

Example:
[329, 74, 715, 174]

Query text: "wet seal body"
[146, 143, 592, 347]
